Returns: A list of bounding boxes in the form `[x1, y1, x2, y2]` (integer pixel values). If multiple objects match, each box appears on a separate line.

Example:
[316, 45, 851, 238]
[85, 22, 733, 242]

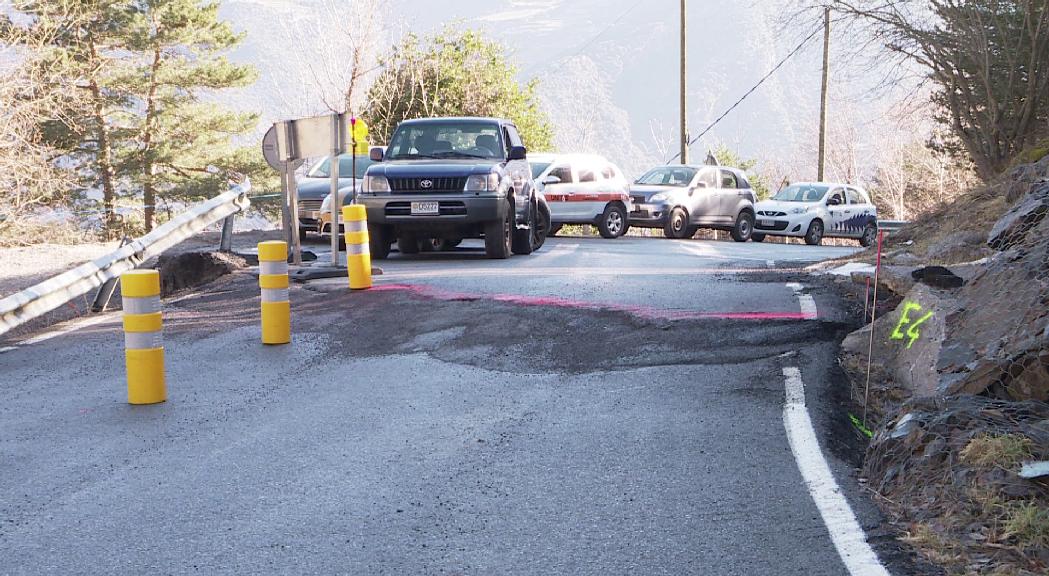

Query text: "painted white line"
[0, 346, 18, 353]
[766, 259, 776, 268]
[18, 314, 117, 346]
[786, 282, 818, 320]
[782, 367, 892, 576]
[677, 242, 770, 263]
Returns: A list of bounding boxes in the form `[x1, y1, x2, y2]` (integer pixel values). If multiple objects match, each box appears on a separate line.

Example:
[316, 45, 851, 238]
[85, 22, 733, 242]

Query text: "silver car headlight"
[650, 193, 669, 203]
[465, 173, 500, 191]
[363, 175, 390, 193]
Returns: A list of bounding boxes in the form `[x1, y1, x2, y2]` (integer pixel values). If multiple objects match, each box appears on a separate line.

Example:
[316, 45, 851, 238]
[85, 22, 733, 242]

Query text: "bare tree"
[794, 0, 1049, 180]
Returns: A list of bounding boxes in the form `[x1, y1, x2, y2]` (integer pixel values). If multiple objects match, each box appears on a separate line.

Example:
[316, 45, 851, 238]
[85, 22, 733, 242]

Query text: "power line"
[665, 23, 825, 165]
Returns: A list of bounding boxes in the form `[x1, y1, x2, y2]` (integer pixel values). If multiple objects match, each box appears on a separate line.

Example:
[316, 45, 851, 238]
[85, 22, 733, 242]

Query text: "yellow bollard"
[343, 205, 372, 290]
[121, 270, 166, 405]
[258, 241, 291, 345]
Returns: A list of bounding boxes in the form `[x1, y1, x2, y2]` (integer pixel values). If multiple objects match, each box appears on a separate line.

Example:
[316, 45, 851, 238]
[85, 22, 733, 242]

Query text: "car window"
[387, 121, 504, 160]
[577, 165, 596, 183]
[635, 166, 697, 187]
[601, 165, 615, 180]
[306, 155, 374, 179]
[549, 165, 573, 184]
[720, 170, 737, 189]
[829, 188, 846, 205]
[696, 167, 717, 188]
[846, 187, 867, 205]
[505, 125, 524, 148]
[530, 162, 551, 180]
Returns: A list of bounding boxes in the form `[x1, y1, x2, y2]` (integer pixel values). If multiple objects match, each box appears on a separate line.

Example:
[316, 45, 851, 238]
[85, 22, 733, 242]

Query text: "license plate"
[411, 201, 439, 215]
[760, 219, 774, 227]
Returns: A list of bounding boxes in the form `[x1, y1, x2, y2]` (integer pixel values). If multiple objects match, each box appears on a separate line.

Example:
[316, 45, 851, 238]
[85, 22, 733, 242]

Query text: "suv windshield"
[635, 167, 696, 187]
[773, 184, 829, 202]
[307, 155, 373, 179]
[387, 121, 505, 160]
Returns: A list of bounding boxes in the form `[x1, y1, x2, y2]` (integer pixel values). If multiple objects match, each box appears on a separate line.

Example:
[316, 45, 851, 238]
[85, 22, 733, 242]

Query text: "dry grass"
[1003, 501, 1049, 551]
[901, 522, 967, 568]
[960, 434, 1035, 470]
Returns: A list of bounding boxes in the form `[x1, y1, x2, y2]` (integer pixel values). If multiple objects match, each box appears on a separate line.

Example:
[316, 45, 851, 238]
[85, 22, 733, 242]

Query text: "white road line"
[17, 314, 117, 346]
[0, 346, 17, 353]
[786, 282, 818, 320]
[766, 259, 776, 268]
[676, 242, 771, 263]
[782, 367, 892, 576]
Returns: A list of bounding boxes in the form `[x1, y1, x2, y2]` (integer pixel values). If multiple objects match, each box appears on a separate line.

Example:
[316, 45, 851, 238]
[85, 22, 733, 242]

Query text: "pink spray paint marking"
[370, 284, 813, 321]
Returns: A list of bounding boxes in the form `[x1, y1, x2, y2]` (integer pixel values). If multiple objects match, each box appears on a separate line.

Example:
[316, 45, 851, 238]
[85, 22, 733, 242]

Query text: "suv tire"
[598, 204, 627, 239]
[663, 207, 689, 239]
[369, 224, 391, 260]
[511, 205, 534, 256]
[485, 209, 512, 259]
[731, 211, 754, 242]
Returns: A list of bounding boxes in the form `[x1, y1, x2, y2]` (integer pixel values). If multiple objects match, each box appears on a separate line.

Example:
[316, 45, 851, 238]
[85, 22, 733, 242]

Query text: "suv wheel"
[485, 209, 512, 259]
[731, 211, 754, 242]
[397, 235, 420, 254]
[532, 206, 549, 251]
[663, 207, 689, 239]
[598, 204, 627, 239]
[369, 224, 391, 260]
[511, 205, 534, 256]
[805, 219, 824, 246]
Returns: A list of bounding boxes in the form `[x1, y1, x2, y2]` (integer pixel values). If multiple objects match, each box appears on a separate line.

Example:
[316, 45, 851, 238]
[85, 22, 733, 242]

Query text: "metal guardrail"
[879, 220, 908, 233]
[0, 182, 252, 338]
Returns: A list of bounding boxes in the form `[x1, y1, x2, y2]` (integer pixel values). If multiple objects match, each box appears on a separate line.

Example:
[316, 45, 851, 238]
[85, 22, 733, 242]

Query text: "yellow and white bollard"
[343, 205, 372, 290]
[258, 241, 291, 345]
[121, 270, 166, 405]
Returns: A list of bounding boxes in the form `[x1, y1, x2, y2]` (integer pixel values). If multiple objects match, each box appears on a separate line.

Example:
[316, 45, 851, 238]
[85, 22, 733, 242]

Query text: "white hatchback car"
[531, 153, 633, 238]
[753, 182, 878, 246]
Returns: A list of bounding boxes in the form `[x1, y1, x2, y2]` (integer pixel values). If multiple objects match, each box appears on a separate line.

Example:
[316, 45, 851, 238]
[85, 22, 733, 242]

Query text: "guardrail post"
[121, 270, 166, 405]
[342, 205, 372, 290]
[258, 241, 291, 345]
[219, 214, 235, 252]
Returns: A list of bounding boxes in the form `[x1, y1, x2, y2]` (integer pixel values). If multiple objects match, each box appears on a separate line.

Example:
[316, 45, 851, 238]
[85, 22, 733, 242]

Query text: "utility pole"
[817, 6, 830, 181]
[679, 0, 688, 165]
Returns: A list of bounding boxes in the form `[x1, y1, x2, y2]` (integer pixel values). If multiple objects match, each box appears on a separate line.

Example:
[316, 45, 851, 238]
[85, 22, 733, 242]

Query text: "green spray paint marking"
[849, 414, 873, 438]
[890, 301, 934, 349]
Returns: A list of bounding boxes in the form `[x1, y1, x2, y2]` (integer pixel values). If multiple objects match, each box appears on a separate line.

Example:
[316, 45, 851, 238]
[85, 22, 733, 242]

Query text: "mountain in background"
[219, 0, 896, 181]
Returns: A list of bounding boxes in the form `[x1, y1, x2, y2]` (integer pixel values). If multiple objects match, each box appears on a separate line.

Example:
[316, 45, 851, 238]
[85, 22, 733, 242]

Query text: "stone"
[988, 181, 1049, 249]
[912, 266, 965, 289]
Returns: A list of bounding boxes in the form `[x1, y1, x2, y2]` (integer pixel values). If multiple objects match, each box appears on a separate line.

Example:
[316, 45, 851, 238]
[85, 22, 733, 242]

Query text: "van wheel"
[731, 212, 754, 242]
[397, 235, 420, 254]
[751, 233, 766, 243]
[598, 204, 627, 238]
[805, 220, 824, 246]
[485, 210, 512, 259]
[663, 208, 689, 239]
[859, 223, 877, 247]
[369, 224, 391, 260]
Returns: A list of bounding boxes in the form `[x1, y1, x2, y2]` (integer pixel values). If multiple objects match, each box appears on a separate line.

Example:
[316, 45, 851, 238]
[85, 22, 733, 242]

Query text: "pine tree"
[123, 0, 261, 231]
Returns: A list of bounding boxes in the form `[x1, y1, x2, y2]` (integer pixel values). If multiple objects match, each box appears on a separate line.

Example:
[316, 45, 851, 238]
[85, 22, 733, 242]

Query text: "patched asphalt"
[0, 236, 928, 575]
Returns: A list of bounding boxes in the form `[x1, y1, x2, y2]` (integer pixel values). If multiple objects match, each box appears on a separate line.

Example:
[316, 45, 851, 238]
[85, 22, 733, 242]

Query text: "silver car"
[628, 165, 757, 241]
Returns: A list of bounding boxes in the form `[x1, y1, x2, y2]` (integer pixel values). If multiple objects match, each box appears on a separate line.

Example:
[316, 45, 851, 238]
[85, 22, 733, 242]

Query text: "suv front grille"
[389, 177, 467, 194]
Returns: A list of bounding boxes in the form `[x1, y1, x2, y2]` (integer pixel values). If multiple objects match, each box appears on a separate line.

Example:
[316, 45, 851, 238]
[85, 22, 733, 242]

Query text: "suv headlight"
[363, 175, 389, 193]
[650, 193, 669, 203]
[465, 172, 500, 191]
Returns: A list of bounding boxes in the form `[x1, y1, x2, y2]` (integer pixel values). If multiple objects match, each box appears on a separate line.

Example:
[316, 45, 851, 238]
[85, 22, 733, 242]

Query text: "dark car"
[358, 117, 549, 259]
[628, 165, 757, 241]
[296, 154, 374, 238]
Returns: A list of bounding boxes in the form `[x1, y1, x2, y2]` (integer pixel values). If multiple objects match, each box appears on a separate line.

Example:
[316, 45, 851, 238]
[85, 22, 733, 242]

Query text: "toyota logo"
[419, 179, 434, 189]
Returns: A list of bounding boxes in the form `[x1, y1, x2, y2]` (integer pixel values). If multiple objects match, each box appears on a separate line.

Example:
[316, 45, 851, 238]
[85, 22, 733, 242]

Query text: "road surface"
[0, 236, 916, 575]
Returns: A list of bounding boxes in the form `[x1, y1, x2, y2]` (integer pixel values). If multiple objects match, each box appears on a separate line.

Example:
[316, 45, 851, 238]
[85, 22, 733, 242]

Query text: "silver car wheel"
[607, 211, 623, 235]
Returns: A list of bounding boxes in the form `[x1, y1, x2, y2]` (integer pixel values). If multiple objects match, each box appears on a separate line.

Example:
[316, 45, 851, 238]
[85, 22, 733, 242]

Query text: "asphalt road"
[0, 236, 918, 575]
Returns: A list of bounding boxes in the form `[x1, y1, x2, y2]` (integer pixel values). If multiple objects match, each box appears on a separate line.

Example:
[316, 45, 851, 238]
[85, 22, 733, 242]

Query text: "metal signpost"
[262, 125, 304, 265]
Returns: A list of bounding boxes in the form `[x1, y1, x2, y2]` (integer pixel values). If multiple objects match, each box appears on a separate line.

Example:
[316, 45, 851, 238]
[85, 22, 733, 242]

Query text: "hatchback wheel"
[805, 219, 824, 246]
[860, 223, 877, 247]
[731, 211, 754, 242]
[663, 208, 689, 239]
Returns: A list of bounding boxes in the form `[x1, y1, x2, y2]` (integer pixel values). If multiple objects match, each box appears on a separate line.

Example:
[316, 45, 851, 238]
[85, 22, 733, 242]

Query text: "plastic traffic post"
[121, 270, 166, 405]
[343, 205, 372, 290]
[258, 241, 291, 345]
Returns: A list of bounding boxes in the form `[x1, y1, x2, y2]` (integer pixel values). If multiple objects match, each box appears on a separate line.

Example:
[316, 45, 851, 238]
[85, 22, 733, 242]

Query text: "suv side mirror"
[508, 145, 527, 161]
[369, 147, 384, 162]
[541, 175, 562, 185]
